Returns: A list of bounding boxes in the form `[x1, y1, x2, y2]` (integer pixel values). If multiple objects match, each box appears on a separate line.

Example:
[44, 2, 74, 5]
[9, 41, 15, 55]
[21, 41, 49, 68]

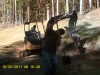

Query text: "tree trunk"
[2, 0, 5, 24]
[28, 0, 30, 22]
[56, 0, 59, 15]
[13, 0, 15, 26]
[97, 0, 99, 8]
[47, 6, 49, 21]
[66, 0, 69, 14]
[52, 0, 54, 17]
[15, 0, 17, 25]
[10, 0, 12, 27]
[80, 0, 83, 15]
[89, 0, 92, 10]
[27, 6, 30, 22]
[73, 0, 75, 10]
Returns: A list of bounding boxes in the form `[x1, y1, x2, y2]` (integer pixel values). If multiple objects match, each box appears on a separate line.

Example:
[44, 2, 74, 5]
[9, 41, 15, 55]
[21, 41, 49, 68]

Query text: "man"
[29, 25, 38, 38]
[42, 17, 65, 75]
[29, 25, 36, 33]
[68, 10, 78, 36]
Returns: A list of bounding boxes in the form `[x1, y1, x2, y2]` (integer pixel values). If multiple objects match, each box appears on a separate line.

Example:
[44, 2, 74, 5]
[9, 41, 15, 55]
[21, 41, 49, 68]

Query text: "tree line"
[0, 0, 100, 27]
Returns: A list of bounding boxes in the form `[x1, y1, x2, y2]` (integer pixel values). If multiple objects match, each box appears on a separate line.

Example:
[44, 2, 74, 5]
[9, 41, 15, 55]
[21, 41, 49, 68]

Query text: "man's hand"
[54, 19, 58, 24]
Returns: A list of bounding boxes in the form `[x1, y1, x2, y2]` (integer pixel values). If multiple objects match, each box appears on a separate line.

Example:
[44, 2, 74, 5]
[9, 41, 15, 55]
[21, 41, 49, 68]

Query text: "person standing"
[42, 17, 65, 75]
[68, 10, 78, 36]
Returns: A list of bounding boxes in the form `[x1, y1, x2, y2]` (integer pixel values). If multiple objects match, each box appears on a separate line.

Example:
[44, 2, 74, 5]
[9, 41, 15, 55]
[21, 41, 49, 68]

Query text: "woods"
[0, 0, 100, 27]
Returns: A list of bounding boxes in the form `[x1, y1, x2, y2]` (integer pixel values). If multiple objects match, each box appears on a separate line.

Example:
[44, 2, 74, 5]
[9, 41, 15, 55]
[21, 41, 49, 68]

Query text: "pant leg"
[50, 53, 58, 73]
[42, 50, 51, 75]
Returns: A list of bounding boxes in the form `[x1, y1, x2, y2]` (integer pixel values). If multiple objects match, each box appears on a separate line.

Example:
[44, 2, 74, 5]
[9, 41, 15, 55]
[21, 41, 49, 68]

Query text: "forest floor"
[0, 8, 100, 75]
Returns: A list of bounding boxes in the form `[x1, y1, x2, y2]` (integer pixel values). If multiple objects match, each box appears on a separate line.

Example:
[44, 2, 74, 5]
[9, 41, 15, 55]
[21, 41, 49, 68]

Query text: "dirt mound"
[84, 8, 100, 20]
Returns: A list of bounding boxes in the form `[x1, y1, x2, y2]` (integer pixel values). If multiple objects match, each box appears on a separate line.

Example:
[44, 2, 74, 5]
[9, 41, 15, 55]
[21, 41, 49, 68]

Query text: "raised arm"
[46, 17, 58, 31]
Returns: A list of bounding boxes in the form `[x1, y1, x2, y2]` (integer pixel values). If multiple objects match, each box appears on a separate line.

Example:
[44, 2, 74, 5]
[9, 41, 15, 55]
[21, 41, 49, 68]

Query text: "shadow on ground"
[0, 41, 44, 75]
